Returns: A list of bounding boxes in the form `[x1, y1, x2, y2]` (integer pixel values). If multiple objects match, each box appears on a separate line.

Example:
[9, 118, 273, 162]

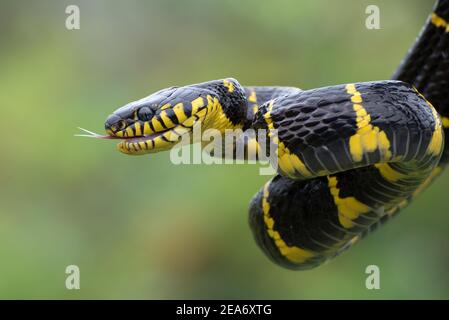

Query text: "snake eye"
[138, 107, 153, 121]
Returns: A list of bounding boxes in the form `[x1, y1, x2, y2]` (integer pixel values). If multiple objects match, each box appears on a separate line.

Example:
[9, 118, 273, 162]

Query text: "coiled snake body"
[102, 0, 449, 269]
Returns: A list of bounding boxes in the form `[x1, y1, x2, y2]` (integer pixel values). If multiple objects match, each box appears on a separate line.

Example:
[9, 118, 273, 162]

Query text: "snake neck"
[202, 86, 303, 159]
[197, 81, 303, 134]
[193, 78, 248, 133]
[243, 86, 303, 128]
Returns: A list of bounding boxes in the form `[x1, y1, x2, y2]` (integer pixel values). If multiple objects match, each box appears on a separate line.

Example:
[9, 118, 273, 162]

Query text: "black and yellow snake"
[96, 0, 449, 270]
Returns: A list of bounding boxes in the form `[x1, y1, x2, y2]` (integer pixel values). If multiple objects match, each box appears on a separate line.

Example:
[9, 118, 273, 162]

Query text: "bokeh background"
[1, 0, 448, 299]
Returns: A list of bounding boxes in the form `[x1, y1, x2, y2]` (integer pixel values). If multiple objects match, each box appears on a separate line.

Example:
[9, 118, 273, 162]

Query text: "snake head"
[105, 79, 247, 155]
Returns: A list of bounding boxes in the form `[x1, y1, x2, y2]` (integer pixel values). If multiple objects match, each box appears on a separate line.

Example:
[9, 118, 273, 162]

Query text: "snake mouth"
[76, 125, 193, 155]
[111, 98, 214, 155]
[115, 124, 193, 155]
[80, 92, 218, 155]
[78, 110, 207, 155]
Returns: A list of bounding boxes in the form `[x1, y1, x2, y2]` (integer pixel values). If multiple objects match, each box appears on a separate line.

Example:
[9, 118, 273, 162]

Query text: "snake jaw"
[111, 105, 212, 155]
[109, 101, 217, 155]
[115, 124, 193, 155]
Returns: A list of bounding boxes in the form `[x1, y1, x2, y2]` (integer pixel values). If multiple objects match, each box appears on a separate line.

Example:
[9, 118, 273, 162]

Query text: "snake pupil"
[137, 107, 153, 121]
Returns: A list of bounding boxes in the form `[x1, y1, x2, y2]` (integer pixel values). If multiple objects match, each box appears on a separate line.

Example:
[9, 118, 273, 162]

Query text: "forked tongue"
[74, 127, 119, 139]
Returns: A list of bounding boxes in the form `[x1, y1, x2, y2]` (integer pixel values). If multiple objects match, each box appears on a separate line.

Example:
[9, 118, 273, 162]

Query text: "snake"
[95, 0, 449, 270]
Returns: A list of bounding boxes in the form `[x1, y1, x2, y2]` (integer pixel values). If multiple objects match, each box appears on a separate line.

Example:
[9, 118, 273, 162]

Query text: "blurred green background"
[1, 0, 448, 299]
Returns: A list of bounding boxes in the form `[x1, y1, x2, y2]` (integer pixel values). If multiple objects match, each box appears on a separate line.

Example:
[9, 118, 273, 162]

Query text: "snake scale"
[99, 0, 449, 270]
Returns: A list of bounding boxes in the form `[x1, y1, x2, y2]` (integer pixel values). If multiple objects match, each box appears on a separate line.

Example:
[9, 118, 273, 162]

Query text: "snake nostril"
[105, 114, 126, 132]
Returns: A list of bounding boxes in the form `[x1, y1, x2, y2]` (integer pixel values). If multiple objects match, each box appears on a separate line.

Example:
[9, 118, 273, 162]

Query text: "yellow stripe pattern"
[262, 182, 315, 263]
[413, 88, 444, 157]
[412, 166, 444, 197]
[374, 163, 407, 183]
[327, 176, 371, 228]
[248, 90, 257, 103]
[426, 102, 444, 157]
[431, 13, 449, 32]
[160, 110, 175, 128]
[442, 116, 449, 128]
[346, 84, 392, 162]
[223, 79, 235, 93]
[202, 95, 243, 133]
[264, 101, 312, 178]
[133, 122, 142, 136]
[248, 90, 259, 115]
[191, 97, 205, 114]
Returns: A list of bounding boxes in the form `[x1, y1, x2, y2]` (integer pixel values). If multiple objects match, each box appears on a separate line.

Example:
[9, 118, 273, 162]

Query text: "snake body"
[103, 0, 449, 270]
